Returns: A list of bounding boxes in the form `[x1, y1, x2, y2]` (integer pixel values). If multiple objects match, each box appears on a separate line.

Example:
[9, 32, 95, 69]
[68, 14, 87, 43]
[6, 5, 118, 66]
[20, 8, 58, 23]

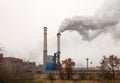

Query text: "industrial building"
[43, 27, 62, 72]
[0, 53, 3, 68]
[3, 57, 42, 79]
[0, 52, 42, 79]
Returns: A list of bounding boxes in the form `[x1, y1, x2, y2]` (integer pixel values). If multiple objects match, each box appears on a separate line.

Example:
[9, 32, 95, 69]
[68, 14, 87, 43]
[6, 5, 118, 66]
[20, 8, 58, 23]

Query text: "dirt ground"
[33, 79, 120, 83]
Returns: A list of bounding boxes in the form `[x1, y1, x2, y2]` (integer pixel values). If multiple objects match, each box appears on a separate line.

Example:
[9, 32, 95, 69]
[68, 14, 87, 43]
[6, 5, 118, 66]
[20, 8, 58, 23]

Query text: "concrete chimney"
[43, 27, 47, 52]
[56, 33, 62, 70]
[57, 33, 61, 53]
[43, 27, 47, 72]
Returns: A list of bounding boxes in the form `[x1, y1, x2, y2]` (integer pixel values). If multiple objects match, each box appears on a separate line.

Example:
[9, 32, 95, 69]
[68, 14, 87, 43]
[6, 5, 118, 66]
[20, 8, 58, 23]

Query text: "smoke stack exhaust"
[58, 0, 120, 41]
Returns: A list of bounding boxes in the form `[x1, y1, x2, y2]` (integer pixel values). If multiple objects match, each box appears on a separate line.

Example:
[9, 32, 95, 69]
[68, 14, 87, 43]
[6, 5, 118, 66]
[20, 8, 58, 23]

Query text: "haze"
[1, 0, 120, 67]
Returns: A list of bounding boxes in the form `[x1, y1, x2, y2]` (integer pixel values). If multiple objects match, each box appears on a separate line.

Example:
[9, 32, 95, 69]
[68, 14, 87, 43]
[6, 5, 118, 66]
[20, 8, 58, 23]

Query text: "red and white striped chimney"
[43, 27, 47, 72]
[43, 27, 47, 52]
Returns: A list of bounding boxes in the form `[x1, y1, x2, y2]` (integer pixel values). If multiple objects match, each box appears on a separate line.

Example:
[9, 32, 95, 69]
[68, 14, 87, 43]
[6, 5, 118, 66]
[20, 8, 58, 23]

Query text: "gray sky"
[0, 0, 120, 67]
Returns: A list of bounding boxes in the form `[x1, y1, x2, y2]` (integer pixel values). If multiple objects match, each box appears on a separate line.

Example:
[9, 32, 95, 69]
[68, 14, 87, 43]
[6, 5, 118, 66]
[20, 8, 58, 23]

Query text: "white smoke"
[59, 0, 120, 41]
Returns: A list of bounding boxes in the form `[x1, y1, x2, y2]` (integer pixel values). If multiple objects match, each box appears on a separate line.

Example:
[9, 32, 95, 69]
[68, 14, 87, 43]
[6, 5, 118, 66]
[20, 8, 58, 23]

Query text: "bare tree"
[100, 55, 120, 79]
[62, 58, 75, 79]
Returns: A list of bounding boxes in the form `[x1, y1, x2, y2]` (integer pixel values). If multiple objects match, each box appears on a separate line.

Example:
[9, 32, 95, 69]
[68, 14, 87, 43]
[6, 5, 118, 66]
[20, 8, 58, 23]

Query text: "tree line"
[48, 54, 120, 80]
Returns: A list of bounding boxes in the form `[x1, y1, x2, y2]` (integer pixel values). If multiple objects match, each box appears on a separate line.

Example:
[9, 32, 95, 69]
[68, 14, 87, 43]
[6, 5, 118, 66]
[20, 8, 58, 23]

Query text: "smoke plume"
[59, 0, 120, 41]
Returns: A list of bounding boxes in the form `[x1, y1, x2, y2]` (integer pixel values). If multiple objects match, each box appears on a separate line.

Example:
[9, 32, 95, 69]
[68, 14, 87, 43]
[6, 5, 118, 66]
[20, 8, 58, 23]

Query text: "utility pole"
[86, 58, 89, 69]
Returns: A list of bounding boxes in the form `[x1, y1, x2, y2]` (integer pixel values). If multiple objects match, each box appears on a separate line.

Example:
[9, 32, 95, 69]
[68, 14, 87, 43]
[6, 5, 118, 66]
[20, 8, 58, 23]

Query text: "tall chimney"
[43, 27, 47, 72]
[43, 27, 47, 52]
[56, 33, 61, 70]
[57, 33, 61, 53]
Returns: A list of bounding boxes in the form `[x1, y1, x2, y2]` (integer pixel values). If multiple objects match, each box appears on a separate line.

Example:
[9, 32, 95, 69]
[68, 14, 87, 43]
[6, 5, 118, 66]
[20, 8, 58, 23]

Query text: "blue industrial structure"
[43, 27, 61, 72]
[46, 53, 56, 71]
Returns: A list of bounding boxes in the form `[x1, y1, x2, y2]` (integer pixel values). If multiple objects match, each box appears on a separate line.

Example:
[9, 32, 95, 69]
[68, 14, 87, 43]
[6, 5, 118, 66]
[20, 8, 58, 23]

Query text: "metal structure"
[46, 53, 56, 71]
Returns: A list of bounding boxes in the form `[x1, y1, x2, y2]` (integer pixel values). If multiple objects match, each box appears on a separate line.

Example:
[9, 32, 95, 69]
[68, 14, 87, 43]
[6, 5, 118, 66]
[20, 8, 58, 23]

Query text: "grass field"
[28, 79, 120, 83]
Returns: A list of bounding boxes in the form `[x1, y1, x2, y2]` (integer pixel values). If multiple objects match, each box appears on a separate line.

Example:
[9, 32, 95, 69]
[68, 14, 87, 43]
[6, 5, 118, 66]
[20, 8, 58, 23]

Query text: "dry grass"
[32, 79, 120, 83]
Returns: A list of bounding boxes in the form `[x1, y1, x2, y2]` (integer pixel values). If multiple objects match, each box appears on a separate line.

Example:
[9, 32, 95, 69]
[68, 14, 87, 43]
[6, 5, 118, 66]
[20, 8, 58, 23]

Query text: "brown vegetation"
[0, 64, 30, 83]
[100, 55, 120, 79]
[62, 58, 75, 79]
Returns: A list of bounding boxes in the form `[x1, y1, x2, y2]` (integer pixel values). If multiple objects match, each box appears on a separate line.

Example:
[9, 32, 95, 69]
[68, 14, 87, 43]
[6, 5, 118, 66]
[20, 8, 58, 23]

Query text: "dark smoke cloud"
[59, 0, 120, 41]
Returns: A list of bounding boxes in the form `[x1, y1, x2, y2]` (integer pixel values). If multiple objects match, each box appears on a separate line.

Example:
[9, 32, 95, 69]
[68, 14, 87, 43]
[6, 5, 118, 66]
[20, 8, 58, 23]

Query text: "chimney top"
[57, 33, 61, 36]
[44, 27, 47, 29]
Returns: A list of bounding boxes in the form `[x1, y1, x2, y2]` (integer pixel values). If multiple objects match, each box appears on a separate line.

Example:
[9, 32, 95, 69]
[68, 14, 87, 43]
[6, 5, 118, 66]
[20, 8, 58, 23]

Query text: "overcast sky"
[0, 0, 120, 67]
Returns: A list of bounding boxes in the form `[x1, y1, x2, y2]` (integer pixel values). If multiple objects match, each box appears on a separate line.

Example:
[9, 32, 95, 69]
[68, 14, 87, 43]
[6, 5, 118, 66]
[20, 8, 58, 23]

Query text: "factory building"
[43, 27, 61, 72]
[0, 53, 3, 65]
[0, 55, 42, 79]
